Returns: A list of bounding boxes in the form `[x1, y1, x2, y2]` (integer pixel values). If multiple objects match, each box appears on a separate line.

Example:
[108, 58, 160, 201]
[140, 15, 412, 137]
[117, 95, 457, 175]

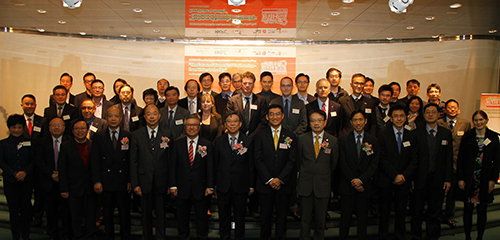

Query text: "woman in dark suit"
[199, 93, 223, 142]
[458, 110, 500, 240]
[0, 114, 33, 240]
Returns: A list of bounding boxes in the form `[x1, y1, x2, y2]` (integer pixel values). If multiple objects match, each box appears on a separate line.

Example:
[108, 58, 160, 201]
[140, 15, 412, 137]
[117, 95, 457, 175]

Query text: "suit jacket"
[74, 91, 92, 108]
[338, 95, 377, 137]
[339, 131, 379, 196]
[90, 129, 131, 192]
[117, 102, 143, 133]
[373, 105, 392, 135]
[49, 93, 76, 106]
[226, 93, 268, 135]
[314, 87, 348, 103]
[169, 136, 214, 199]
[270, 96, 307, 135]
[58, 138, 92, 197]
[178, 96, 201, 115]
[200, 114, 223, 142]
[297, 131, 338, 198]
[414, 125, 453, 189]
[306, 99, 344, 137]
[215, 92, 233, 117]
[213, 133, 254, 194]
[43, 103, 79, 136]
[377, 125, 418, 187]
[35, 134, 69, 192]
[256, 90, 280, 103]
[23, 114, 45, 140]
[95, 99, 113, 119]
[130, 126, 170, 194]
[437, 117, 471, 170]
[159, 105, 190, 140]
[292, 93, 315, 105]
[254, 126, 297, 194]
[87, 117, 107, 140]
[0, 136, 34, 184]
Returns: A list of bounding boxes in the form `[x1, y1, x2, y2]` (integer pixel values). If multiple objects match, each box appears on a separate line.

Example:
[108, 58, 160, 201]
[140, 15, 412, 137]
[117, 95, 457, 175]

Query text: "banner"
[480, 93, 500, 133]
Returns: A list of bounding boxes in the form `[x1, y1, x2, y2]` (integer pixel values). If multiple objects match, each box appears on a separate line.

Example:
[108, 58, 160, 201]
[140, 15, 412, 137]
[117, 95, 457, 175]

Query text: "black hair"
[326, 67, 342, 79]
[118, 84, 134, 93]
[423, 102, 440, 112]
[60, 72, 73, 82]
[21, 94, 36, 102]
[406, 79, 420, 87]
[350, 109, 366, 120]
[165, 86, 180, 96]
[308, 109, 326, 121]
[295, 73, 310, 84]
[267, 104, 284, 114]
[83, 72, 96, 80]
[260, 71, 273, 80]
[224, 111, 243, 123]
[388, 104, 407, 116]
[472, 110, 489, 121]
[90, 79, 104, 86]
[445, 99, 459, 108]
[378, 84, 393, 95]
[389, 82, 401, 90]
[7, 114, 25, 128]
[364, 77, 374, 85]
[142, 88, 158, 101]
[184, 79, 201, 92]
[218, 72, 231, 81]
[199, 72, 214, 82]
[52, 85, 68, 93]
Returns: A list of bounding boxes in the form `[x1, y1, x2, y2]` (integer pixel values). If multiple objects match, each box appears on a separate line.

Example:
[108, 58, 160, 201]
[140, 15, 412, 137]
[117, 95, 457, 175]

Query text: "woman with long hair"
[406, 96, 425, 130]
[199, 93, 223, 142]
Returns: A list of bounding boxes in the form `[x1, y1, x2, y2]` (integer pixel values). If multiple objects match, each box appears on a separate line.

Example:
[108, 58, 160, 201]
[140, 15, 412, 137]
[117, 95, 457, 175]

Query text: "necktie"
[168, 110, 174, 128]
[230, 137, 236, 146]
[189, 100, 195, 114]
[54, 139, 59, 170]
[284, 99, 290, 118]
[57, 106, 63, 117]
[27, 118, 33, 136]
[381, 107, 387, 117]
[429, 129, 436, 137]
[244, 97, 251, 127]
[273, 129, 279, 150]
[123, 106, 130, 131]
[112, 130, 118, 148]
[314, 135, 320, 158]
[449, 120, 455, 130]
[188, 140, 194, 166]
[356, 134, 362, 157]
[321, 102, 326, 113]
[150, 129, 156, 140]
[396, 131, 402, 153]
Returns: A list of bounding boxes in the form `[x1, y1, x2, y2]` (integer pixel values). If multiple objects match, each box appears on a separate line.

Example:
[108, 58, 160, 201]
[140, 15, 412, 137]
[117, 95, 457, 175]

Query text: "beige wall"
[0, 32, 498, 138]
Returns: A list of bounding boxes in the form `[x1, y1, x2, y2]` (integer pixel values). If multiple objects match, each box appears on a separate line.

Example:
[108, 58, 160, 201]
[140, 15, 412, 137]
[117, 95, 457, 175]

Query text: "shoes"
[446, 218, 457, 228]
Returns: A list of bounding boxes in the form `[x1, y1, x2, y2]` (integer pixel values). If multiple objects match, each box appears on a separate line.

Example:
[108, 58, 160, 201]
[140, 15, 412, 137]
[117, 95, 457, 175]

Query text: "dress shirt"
[147, 125, 159, 139]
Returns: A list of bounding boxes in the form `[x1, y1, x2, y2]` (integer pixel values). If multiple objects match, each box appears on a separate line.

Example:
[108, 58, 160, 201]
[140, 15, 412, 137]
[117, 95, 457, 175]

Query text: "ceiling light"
[120, 34, 127, 38]
[425, 16, 435, 21]
[386, 37, 393, 40]
[406, 26, 415, 30]
[144, 20, 152, 24]
[321, 22, 329, 27]
[342, 0, 354, 3]
[330, 11, 340, 16]
[79, 32, 86, 35]
[489, 29, 497, 34]
[159, 36, 166, 40]
[37, 28, 46, 32]
[306, 39, 314, 42]
[14, 3, 26, 7]
[389, 0, 415, 14]
[58, 20, 67, 24]
[232, 19, 242, 25]
[120, 1, 131, 5]
[231, 9, 242, 13]
[63, 0, 83, 9]
[153, 29, 160, 33]
[132, 8, 142, 13]
[313, 31, 320, 35]
[432, 35, 440, 38]
[228, 0, 246, 7]
[37, 9, 47, 14]
[449, 3, 462, 9]
[345, 37, 352, 41]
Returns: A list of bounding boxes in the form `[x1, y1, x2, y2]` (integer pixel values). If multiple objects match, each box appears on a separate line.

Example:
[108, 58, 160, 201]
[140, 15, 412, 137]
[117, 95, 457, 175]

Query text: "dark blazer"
[377, 125, 418, 187]
[256, 90, 280, 103]
[457, 128, 500, 203]
[108, 95, 121, 105]
[213, 133, 254, 194]
[74, 91, 92, 109]
[178, 97, 201, 114]
[159, 105, 190, 140]
[49, 93, 76, 106]
[23, 114, 45, 140]
[130, 126, 170, 194]
[373, 105, 392, 134]
[270, 96, 308, 135]
[116, 102, 143, 133]
[35, 134, 69, 192]
[87, 117, 107, 140]
[314, 87, 348, 103]
[90, 129, 131, 192]
[254, 126, 297, 194]
[43, 103, 79, 136]
[226, 93, 268, 135]
[339, 131, 379, 196]
[414, 125, 453, 189]
[306, 99, 344, 137]
[0, 136, 34, 184]
[58, 139, 92, 197]
[297, 131, 338, 198]
[169, 136, 214, 200]
[95, 99, 113, 119]
[292, 93, 315, 105]
[200, 114, 223, 142]
[338, 95, 377, 136]
[215, 92, 233, 117]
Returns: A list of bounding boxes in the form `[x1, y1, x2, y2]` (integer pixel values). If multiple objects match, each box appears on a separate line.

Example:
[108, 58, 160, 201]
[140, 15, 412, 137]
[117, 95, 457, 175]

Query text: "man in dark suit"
[215, 72, 233, 117]
[377, 105, 418, 239]
[49, 73, 76, 106]
[306, 78, 343, 137]
[199, 72, 219, 98]
[297, 109, 338, 240]
[397, 79, 421, 108]
[178, 79, 201, 115]
[293, 73, 315, 105]
[270, 77, 307, 135]
[43, 85, 78, 136]
[160, 86, 190, 140]
[338, 110, 379, 240]
[117, 84, 142, 133]
[90, 105, 131, 240]
[80, 99, 107, 140]
[36, 117, 71, 240]
[325, 67, 348, 102]
[227, 71, 268, 136]
[438, 99, 471, 227]
[130, 104, 170, 240]
[411, 103, 453, 240]
[363, 77, 379, 104]
[373, 84, 394, 134]
[254, 104, 297, 239]
[213, 112, 254, 240]
[89, 79, 112, 119]
[256, 71, 280, 102]
[169, 115, 214, 239]
[338, 73, 377, 137]
[59, 120, 96, 239]
[74, 72, 96, 108]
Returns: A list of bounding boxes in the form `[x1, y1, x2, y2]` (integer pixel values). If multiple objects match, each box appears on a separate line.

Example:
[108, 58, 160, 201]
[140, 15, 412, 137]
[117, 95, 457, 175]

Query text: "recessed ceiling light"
[144, 20, 152, 24]
[432, 35, 440, 38]
[342, 0, 354, 3]
[231, 9, 242, 13]
[153, 29, 160, 33]
[345, 37, 352, 41]
[132, 8, 142, 13]
[14, 3, 26, 7]
[425, 16, 435, 21]
[120, 34, 127, 38]
[331, 11, 340, 16]
[159, 36, 166, 40]
[406, 26, 415, 30]
[449, 3, 462, 9]
[306, 39, 314, 42]
[79, 32, 86, 35]
[313, 31, 320, 35]
[37, 9, 47, 14]
[58, 20, 66, 24]
[386, 37, 393, 40]
[489, 29, 498, 34]
[121, 1, 131, 6]
[232, 19, 241, 25]
[37, 28, 46, 32]
[321, 22, 329, 27]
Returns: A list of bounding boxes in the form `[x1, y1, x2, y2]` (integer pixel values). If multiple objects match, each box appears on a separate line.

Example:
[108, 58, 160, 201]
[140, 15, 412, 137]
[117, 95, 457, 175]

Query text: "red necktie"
[188, 140, 194, 167]
[321, 102, 326, 112]
[27, 118, 33, 136]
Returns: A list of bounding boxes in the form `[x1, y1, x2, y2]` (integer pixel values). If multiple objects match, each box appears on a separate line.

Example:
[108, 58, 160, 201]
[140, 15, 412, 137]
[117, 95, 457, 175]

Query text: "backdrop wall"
[0, 32, 498, 138]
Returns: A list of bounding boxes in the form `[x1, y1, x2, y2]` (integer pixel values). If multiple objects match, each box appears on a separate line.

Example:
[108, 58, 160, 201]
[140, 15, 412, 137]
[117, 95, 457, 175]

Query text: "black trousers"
[141, 192, 166, 240]
[176, 196, 209, 239]
[102, 191, 131, 240]
[300, 194, 329, 240]
[443, 172, 457, 220]
[68, 192, 97, 239]
[259, 191, 289, 240]
[339, 193, 369, 240]
[463, 202, 488, 240]
[411, 174, 444, 240]
[4, 180, 32, 240]
[45, 184, 71, 240]
[217, 190, 247, 240]
[33, 170, 46, 221]
[378, 184, 409, 240]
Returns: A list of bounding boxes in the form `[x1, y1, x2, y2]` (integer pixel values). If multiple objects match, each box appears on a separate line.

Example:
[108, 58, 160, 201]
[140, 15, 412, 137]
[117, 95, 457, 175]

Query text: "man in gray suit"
[130, 104, 170, 240]
[80, 99, 107, 140]
[297, 109, 339, 240]
[160, 86, 190, 140]
[270, 76, 307, 135]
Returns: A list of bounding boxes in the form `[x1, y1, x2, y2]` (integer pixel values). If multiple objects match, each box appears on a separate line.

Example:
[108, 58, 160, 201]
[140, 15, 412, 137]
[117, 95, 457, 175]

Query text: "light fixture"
[120, 34, 127, 38]
[159, 36, 166, 40]
[144, 20, 152, 24]
[489, 29, 497, 34]
[79, 32, 86, 35]
[313, 31, 320, 35]
[232, 19, 242, 25]
[228, 0, 245, 6]
[321, 22, 329, 27]
[120, 1, 131, 5]
[432, 35, 440, 38]
[231, 9, 242, 13]
[37, 28, 46, 32]
[153, 29, 160, 33]
[37, 9, 47, 14]
[389, 0, 414, 14]
[63, 0, 83, 9]
[132, 8, 142, 13]
[449, 3, 462, 9]
[425, 16, 435, 21]
[345, 37, 352, 41]
[342, 0, 354, 3]
[14, 3, 26, 6]
[386, 37, 393, 40]
[58, 20, 67, 24]
[331, 11, 340, 16]
[406, 26, 415, 30]
[306, 39, 314, 42]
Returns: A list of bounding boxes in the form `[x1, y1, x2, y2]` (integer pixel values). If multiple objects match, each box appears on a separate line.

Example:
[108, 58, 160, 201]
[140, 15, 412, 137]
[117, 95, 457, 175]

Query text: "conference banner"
[480, 93, 500, 133]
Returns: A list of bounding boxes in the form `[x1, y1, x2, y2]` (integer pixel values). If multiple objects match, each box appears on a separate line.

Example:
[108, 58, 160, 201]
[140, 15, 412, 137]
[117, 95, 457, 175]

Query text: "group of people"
[0, 68, 498, 240]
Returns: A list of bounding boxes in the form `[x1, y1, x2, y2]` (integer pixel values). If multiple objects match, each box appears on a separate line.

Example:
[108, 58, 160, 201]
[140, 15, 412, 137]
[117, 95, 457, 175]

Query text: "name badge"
[250, 104, 258, 110]
[457, 131, 464, 136]
[33, 126, 41, 132]
[131, 116, 139, 122]
[324, 148, 331, 154]
[63, 115, 70, 120]
[292, 108, 300, 114]
[404, 125, 412, 131]
[121, 144, 129, 150]
[484, 138, 491, 146]
[89, 125, 98, 132]
[383, 116, 390, 122]
[365, 108, 372, 114]
[175, 119, 183, 125]
[403, 141, 411, 147]
[441, 140, 448, 145]
[22, 141, 31, 147]
[330, 111, 337, 117]
[279, 143, 288, 149]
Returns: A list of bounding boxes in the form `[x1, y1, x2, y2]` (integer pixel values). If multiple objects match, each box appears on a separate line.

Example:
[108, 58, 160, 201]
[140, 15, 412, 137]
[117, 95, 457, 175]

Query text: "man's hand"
[488, 181, 496, 193]
[15, 171, 27, 181]
[355, 185, 365, 192]
[393, 174, 406, 185]
[170, 188, 178, 197]
[60, 192, 69, 199]
[458, 180, 465, 190]
[270, 178, 282, 190]
[205, 188, 214, 196]
[133, 186, 142, 196]
[443, 182, 452, 194]
[94, 182, 103, 193]
[51, 171, 59, 182]
[249, 188, 255, 195]
[351, 178, 363, 188]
